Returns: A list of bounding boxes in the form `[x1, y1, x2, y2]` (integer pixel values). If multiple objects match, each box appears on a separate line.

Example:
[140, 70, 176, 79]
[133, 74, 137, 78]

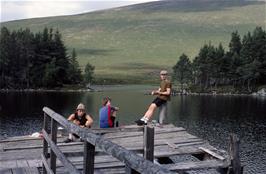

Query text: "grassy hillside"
[2, 0, 266, 83]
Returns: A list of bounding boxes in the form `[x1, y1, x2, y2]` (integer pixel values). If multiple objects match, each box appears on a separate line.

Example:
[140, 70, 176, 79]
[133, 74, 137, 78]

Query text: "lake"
[0, 85, 265, 173]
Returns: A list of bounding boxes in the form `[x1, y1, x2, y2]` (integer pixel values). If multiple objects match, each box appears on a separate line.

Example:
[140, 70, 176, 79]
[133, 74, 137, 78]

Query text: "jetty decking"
[0, 107, 241, 174]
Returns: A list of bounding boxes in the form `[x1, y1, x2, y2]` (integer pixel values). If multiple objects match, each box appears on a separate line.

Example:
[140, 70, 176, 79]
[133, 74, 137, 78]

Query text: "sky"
[0, 0, 157, 23]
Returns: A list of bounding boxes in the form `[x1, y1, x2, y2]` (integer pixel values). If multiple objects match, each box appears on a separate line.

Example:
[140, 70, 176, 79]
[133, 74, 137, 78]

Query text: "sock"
[141, 117, 148, 123]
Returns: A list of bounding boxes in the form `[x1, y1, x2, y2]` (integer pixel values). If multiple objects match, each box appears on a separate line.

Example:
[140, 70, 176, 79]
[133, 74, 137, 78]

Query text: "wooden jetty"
[0, 107, 242, 174]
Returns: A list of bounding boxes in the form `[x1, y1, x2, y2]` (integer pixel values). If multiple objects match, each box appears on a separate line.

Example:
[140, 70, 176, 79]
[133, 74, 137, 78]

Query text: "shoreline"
[0, 85, 265, 97]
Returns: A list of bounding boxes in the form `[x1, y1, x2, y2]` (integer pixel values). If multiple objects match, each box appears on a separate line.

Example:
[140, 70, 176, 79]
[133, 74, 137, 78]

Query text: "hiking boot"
[135, 119, 147, 126]
[63, 138, 73, 143]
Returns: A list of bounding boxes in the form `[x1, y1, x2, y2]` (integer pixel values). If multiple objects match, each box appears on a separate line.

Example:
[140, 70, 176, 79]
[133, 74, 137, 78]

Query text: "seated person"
[99, 97, 119, 128]
[64, 103, 93, 143]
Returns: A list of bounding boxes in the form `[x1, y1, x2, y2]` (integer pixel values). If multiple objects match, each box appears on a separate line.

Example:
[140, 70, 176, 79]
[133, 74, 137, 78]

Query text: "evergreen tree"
[31, 28, 52, 87]
[0, 27, 11, 88]
[51, 29, 69, 85]
[238, 27, 266, 90]
[251, 27, 266, 85]
[213, 43, 225, 87]
[84, 62, 95, 86]
[68, 48, 82, 84]
[173, 54, 192, 90]
[229, 31, 242, 55]
[193, 43, 216, 89]
[43, 58, 59, 87]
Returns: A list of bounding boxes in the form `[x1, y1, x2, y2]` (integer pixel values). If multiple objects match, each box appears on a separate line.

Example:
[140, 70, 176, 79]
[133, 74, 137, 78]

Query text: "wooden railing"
[42, 107, 174, 174]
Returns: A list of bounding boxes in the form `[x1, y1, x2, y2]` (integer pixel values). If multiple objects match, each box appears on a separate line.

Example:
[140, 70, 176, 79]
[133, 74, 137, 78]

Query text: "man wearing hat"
[135, 70, 171, 125]
[64, 103, 93, 143]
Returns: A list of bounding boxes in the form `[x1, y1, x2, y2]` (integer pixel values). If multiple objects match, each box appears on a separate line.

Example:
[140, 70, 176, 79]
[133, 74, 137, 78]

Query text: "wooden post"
[144, 125, 154, 162]
[83, 141, 95, 174]
[42, 113, 49, 174]
[125, 125, 155, 174]
[125, 165, 139, 174]
[50, 118, 58, 174]
[229, 133, 242, 174]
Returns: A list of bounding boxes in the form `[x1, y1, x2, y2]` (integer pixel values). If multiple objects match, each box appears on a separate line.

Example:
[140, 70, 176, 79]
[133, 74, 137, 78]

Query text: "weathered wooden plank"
[2, 137, 201, 152]
[3, 142, 83, 151]
[0, 160, 17, 169]
[43, 113, 49, 174]
[66, 154, 226, 171]
[90, 127, 144, 134]
[41, 154, 55, 174]
[83, 141, 95, 174]
[107, 128, 192, 140]
[16, 160, 29, 168]
[57, 143, 205, 158]
[143, 126, 154, 162]
[95, 168, 126, 174]
[199, 147, 225, 160]
[229, 133, 242, 174]
[154, 145, 209, 158]
[164, 160, 229, 171]
[23, 167, 39, 174]
[44, 140, 207, 158]
[27, 159, 42, 168]
[50, 119, 58, 174]
[42, 130, 80, 174]
[11, 168, 25, 174]
[0, 137, 41, 143]
[0, 137, 66, 149]
[103, 127, 185, 139]
[109, 132, 197, 145]
[0, 168, 12, 174]
[166, 141, 204, 149]
[0, 150, 42, 161]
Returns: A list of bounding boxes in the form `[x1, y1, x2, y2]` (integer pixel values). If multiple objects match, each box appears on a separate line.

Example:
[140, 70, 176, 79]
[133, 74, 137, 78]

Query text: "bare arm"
[159, 87, 171, 96]
[153, 87, 171, 96]
[68, 114, 75, 121]
[85, 115, 93, 127]
[152, 88, 161, 95]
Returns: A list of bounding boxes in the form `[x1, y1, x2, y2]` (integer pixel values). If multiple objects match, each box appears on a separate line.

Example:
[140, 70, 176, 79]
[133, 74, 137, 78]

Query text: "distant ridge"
[2, 0, 266, 83]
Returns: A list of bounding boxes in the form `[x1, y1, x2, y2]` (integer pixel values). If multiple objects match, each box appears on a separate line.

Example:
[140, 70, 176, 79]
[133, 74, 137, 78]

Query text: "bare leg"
[144, 103, 157, 120]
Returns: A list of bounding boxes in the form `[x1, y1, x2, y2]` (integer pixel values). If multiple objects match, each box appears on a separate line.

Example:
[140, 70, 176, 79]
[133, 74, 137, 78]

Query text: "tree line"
[0, 27, 94, 89]
[173, 27, 266, 93]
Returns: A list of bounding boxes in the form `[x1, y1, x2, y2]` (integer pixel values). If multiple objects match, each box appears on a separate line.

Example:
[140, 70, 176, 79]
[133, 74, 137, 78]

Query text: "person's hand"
[152, 90, 159, 95]
[73, 120, 80, 125]
[114, 107, 119, 111]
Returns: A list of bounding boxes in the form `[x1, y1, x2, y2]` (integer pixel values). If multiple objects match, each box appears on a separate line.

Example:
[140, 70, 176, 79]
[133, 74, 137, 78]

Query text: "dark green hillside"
[2, 0, 266, 83]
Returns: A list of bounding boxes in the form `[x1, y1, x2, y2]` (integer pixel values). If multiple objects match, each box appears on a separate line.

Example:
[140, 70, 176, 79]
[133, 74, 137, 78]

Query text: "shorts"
[152, 97, 167, 107]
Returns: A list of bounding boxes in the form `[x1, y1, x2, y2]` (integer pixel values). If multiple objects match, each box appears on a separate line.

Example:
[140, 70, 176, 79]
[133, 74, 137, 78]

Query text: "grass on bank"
[2, 1, 266, 83]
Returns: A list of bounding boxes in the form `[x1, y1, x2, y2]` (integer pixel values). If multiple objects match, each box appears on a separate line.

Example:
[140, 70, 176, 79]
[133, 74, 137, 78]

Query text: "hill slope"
[2, 0, 266, 83]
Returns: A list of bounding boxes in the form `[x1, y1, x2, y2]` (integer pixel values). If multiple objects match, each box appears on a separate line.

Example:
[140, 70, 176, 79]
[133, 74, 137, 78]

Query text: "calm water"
[0, 85, 265, 173]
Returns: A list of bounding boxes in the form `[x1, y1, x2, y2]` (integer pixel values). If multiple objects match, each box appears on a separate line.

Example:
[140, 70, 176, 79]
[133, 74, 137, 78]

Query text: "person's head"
[102, 97, 111, 106]
[160, 70, 168, 80]
[76, 103, 85, 116]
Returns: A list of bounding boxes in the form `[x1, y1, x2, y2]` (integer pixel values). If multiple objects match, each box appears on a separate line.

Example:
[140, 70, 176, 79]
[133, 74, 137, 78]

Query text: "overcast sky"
[0, 0, 157, 23]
